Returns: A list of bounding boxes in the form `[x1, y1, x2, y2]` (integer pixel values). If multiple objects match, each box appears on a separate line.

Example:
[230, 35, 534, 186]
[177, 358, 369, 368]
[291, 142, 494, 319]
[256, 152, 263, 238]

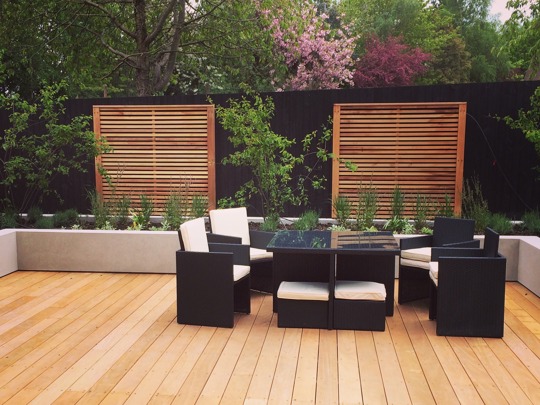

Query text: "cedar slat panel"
[332, 102, 466, 219]
[93, 105, 216, 214]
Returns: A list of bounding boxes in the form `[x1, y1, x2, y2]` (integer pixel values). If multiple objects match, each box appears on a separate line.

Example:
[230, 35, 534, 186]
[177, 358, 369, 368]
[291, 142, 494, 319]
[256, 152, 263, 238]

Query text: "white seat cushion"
[401, 247, 431, 262]
[209, 207, 251, 245]
[335, 280, 386, 301]
[277, 281, 329, 301]
[233, 265, 250, 282]
[400, 258, 431, 270]
[429, 261, 439, 286]
[250, 247, 273, 262]
[180, 217, 209, 252]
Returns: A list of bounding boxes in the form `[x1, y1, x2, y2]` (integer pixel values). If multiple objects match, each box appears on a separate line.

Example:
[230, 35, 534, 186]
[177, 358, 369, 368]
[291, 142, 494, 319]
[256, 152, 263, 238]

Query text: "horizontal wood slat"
[332, 102, 466, 219]
[93, 105, 216, 215]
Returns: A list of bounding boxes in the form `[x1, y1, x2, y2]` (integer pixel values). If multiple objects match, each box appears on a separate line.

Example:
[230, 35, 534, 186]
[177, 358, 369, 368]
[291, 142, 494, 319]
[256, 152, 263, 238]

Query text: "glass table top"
[267, 230, 399, 253]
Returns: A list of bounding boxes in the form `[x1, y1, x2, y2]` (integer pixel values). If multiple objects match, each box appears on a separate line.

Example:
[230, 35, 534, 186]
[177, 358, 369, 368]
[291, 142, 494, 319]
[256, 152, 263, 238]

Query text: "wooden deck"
[0, 271, 539, 404]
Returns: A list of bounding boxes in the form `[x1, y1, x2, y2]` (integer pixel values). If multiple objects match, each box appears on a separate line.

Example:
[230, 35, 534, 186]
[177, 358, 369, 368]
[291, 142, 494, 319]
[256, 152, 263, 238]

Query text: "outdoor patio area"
[0, 271, 539, 404]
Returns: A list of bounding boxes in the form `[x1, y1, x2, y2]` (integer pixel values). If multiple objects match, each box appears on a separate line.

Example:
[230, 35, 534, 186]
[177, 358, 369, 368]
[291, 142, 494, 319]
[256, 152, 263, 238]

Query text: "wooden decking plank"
[336, 330, 362, 405]
[267, 328, 302, 404]
[387, 302, 435, 405]
[222, 293, 276, 404]
[291, 328, 320, 404]
[196, 293, 265, 403]
[316, 329, 339, 404]
[355, 331, 386, 404]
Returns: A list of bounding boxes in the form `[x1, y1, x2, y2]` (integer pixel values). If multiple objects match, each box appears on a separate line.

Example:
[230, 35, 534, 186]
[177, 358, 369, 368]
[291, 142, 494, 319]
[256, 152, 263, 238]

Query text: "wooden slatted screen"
[93, 105, 215, 213]
[332, 102, 466, 219]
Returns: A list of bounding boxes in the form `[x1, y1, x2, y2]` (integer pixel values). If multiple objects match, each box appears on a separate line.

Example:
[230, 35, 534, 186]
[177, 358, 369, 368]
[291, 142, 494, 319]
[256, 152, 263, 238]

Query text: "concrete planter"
[1, 228, 539, 297]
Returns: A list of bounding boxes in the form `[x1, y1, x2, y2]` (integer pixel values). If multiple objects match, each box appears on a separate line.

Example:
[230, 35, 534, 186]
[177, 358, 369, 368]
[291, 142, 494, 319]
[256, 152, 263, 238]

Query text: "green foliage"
[489, 213, 513, 235]
[356, 182, 378, 231]
[390, 185, 405, 220]
[462, 176, 491, 232]
[333, 194, 352, 229]
[34, 216, 54, 229]
[213, 87, 330, 220]
[501, 86, 540, 174]
[414, 194, 431, 231]
[436, 194, 455, 218]
[162, 185, 190, 230]
[88, 190, 112, 230]
[0, 82, 108, 212]
[383, 216, 415, 234]
[27, 206, 43, 224]
[0, 210, 18, 229]
[522, 210, 540, 234]
[260, 213, 280, 232]
[53, 208, 79, 228]
[191, 195, 208, 219]
[293, 210, 320, 231]
[131, 195, 153, 230]
[110, 194, 131, 230]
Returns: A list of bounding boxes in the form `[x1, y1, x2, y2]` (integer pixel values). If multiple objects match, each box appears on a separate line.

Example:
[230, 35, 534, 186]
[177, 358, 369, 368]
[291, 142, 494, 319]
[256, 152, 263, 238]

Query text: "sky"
[490, 0, 513, 22]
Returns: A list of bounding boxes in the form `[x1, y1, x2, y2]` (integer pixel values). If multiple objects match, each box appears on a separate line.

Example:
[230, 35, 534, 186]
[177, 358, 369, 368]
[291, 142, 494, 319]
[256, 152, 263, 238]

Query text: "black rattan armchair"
[176, 217, 251, 328]
[428, 228, 506, 337]
[209, 207, 274, 292]
[398, 216, 479, 304]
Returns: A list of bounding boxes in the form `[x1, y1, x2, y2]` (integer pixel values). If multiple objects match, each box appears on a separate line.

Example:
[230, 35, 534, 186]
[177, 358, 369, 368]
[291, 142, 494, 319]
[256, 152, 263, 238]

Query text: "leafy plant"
[293, 210, 320, 231]
[0, 81, 109, 212]
[333, 194, 352, 229]
[462, 176, 491, 232]
[413, 194, 431, 232]
[88, 190, 111, 230]
[0, 210, 18, 229]
[162, 184, 190, 230]
[383, 216, 414, 234]
[356, 182, 378, 231]
[260, 213, 281, 232]
[191, 195, 208, 219]
[35, 216, 54, 229]
[500, 86, 540, 175]
[522, 210, 540, 234]
[213, 86, 331, 221]
[489, 213, 513, 234]
[53, 208, 79, 228]
[390, 185, 405, 220]
[131, 194, 153, 230]
[27, 206, 43, 225]
[436, 194, 455, 218]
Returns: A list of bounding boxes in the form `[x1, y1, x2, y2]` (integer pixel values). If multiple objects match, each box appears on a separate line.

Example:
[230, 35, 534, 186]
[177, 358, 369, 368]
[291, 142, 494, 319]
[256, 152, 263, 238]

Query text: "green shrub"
[35, 216, 54, 229]
[522, 210, 540, 234]
[333, 194, 351, 229]
[293, 210, 320, 230]
[111, 194, 131, 229]
[53, 208, 79, 228]
[191, 195, 208, 219]
[89, 190, 111, 229]
[0, 211, 19, 229]
[131, 194, 153, 230]
[462, 176, 491, 232]
[489, 213, 513, 234]
[414, 194, 431, 231]
[390, 185, 405, 220]
[435, 194, 454, 218]
[356, 182, 378, 231]
[261, 213, 280, 231]
[27, 206, 43, 224]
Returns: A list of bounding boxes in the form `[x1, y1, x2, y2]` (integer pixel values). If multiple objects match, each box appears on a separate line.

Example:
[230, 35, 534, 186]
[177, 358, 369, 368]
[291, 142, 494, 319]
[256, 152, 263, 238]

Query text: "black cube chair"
[428, 228, 506, 337]
[209, 207, 274, 292]
[398, 216, 479, 304]
[176, 217, 251, 328]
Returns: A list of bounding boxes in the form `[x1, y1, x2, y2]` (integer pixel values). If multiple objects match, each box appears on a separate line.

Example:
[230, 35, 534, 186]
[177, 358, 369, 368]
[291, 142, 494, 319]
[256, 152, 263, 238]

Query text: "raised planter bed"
[1, 228, 539, 297]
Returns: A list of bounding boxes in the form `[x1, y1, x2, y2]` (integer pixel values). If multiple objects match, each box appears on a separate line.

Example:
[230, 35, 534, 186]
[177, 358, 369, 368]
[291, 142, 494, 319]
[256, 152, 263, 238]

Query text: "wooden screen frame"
[93, 105, 216, 214]
[332, 102, 467, 219]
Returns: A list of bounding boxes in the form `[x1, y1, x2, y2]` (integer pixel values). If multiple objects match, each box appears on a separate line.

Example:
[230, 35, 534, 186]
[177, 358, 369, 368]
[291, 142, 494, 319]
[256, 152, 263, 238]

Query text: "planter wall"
[1, 229, 539, 297]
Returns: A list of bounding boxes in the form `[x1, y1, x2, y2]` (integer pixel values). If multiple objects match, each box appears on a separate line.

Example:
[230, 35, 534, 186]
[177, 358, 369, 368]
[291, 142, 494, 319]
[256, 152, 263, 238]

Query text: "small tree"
[213, 87, 330, 222]
[353, 35, 431, 87]
[0, 81, 108, 212]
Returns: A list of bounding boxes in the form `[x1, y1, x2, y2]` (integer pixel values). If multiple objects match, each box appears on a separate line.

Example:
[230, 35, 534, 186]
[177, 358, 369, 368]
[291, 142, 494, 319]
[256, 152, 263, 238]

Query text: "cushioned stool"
[333, 281, 386, 331]
[277, 281, 329, 329]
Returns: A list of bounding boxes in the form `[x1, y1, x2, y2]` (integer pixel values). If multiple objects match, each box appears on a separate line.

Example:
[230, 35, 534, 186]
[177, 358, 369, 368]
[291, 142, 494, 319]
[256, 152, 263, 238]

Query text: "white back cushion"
[180, 217, 209, 252]
[209, 207, 250, 245]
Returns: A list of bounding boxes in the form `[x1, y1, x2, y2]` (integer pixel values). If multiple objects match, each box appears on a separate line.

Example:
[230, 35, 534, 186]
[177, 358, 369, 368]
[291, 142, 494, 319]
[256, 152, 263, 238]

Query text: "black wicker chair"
[209, 207, 274, 293]
[398, 216, 479, 304]
[428, 228, 506, 337]
[176, 217, 251, 328]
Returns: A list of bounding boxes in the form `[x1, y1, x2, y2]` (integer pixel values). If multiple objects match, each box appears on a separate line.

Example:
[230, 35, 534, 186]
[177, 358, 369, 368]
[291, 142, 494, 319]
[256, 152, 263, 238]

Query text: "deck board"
[0, 271, 539, 404]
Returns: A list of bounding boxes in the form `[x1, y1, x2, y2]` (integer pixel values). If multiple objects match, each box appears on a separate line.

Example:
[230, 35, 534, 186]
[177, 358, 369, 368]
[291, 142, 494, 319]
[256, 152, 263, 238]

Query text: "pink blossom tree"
[263, 3, 357, 91]
[353, 35, 431, 88]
